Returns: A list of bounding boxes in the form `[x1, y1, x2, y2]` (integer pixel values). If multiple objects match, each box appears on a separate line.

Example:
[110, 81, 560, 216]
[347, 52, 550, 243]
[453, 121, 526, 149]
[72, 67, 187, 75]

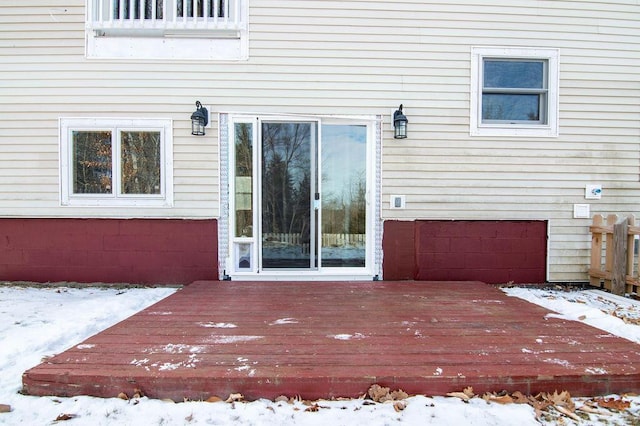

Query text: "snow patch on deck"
[328, 332, 366, 340]
[270, 318, 299, 325]
[142, 344, 204, 354]
[205, 335, 264, 344]
[76, 344, 95, 350]
[131, 352, 201, 371]
[233, 357, 258, 377]
[543, 358, 572, 368]
[198, 322, 238, 328]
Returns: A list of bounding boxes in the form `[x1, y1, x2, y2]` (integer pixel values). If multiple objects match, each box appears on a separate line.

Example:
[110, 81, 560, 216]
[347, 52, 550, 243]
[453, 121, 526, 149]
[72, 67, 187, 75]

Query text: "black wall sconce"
[393, 104, 408, 139]
[191, 101, 209, 136]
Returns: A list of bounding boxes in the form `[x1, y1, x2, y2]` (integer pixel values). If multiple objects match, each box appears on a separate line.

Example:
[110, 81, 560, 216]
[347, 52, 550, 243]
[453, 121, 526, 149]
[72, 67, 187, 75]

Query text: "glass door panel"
[260, 122, 317, 269]
[320, 125, 367, 267]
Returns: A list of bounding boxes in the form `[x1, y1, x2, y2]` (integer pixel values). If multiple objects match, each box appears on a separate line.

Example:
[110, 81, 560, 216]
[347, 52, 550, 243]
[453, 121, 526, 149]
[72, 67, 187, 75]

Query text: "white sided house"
[0, 1, 638, 285]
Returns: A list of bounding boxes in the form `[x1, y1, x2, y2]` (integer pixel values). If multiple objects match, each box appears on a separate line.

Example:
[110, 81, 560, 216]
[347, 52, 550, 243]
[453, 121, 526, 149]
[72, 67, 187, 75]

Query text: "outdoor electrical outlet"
[585, 184, 602, 200]
[391, 195, 405, 209]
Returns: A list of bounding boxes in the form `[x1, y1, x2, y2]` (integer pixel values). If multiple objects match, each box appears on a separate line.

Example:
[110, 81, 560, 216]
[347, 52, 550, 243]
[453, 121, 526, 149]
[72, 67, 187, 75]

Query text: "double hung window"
[471, 47, 559, 137]
[60, 118, 173, 207]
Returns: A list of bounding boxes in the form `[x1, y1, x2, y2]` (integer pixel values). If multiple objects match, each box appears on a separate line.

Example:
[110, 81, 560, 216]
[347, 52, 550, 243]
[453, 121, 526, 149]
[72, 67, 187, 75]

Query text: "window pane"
[483, 60, 544, 89]
[235, 123, 253, 237]
[72, 131, 112, 194]
[121, 131, 161, 195]
[321, 124, 366, 268]
[482, 94, 541, 121]
[261, 122, 313, 269]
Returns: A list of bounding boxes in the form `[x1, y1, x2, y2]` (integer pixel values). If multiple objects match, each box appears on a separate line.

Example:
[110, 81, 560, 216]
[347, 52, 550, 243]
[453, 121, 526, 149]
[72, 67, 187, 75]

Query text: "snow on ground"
[0, 283, 639, 425]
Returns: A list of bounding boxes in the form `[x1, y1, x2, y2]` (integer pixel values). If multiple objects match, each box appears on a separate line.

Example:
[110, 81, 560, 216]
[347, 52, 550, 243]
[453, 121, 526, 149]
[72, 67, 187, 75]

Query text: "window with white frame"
[60, 118, 173, 207]
[471, 47, 559, 137]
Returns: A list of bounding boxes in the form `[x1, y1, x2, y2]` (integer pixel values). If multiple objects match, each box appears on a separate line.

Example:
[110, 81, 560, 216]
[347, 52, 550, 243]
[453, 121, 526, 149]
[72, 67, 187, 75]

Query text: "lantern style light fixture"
[190, 101, 209, 136]
[393, 104, 408, 139]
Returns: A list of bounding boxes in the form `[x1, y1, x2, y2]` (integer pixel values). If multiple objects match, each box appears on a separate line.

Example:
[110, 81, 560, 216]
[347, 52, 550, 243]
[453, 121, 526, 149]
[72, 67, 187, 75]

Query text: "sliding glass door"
[229, 116, 373, 278]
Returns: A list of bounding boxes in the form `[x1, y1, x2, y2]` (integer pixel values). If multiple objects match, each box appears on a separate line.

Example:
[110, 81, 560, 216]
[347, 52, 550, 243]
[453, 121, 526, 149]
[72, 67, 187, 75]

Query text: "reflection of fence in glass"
[263, 233, 365, 248]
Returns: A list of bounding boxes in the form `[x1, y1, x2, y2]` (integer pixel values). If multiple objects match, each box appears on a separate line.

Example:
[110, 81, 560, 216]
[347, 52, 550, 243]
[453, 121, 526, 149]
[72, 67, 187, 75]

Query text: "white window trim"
[59, 118, 174, 207]
[471, 47, 559, 137]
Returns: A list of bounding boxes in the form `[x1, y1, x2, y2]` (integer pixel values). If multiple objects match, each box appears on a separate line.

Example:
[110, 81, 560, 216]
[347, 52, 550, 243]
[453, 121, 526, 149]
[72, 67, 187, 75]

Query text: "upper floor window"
[60, 118, 173, 207]
[471, 47, 559, 137]
[86, 0, 248, 60]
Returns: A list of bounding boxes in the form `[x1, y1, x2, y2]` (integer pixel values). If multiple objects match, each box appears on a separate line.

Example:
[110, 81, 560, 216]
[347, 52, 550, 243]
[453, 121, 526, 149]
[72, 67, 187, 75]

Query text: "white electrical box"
[573, 204, 590, 219]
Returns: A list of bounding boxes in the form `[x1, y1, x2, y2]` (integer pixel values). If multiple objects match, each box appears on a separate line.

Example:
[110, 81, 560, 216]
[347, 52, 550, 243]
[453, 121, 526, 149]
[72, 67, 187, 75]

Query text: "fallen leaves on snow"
[225, 393, 244, 403]
[446, 386, 475, 402]
[163, 384, 634, 422]
[593, 396, 631, 410]
[54, 413, 77, 422]
[367, 384, 408, 403]
[444, 387, 634, 423]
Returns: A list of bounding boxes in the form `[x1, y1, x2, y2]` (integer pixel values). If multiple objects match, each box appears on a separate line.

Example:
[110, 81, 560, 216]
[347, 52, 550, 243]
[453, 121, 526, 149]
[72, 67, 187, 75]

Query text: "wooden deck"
[22, 281, 640, 401]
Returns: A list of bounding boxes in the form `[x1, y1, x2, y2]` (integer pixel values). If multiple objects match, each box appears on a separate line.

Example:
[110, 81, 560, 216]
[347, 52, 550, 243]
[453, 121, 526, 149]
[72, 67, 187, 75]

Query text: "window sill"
[61, 198, 173, 208]
[471, 124, 559, 138]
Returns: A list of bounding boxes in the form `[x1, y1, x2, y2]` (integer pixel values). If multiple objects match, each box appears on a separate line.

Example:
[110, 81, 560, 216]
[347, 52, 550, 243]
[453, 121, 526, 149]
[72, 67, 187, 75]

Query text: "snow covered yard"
[0, 283, 638, 425]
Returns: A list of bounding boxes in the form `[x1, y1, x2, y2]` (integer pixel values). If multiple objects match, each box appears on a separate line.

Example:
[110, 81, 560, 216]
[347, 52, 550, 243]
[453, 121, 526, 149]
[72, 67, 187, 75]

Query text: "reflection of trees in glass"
[482, 94, 540, 121]
[73, 131, 112, 194]
[72, 130, 161, 195]
[235, 123, 253, 237]
[321, 125, 366, 235]
[261, 123, 311, 238]
[121, 131, 161, 194]
[235, 123, 252, 175]
[322, 169, 365, 234]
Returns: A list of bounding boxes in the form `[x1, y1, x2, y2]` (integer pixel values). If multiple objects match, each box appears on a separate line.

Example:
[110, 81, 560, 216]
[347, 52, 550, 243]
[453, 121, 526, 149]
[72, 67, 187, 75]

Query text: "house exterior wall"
[383, 220, 547, 283]
[0, 1, 638, 283]
[0, 218, 218, 284]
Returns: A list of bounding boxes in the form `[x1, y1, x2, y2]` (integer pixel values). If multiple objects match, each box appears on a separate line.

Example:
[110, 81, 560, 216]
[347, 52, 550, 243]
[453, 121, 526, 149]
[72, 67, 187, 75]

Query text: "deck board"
[22, 281, 640, 401]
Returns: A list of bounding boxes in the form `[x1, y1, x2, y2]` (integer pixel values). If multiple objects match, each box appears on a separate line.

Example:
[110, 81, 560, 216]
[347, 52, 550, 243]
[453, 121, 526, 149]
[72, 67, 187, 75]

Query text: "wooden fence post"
[604, 214, 617, 291]
[611, 216, 628, 296]
[589, 214, 604, 287]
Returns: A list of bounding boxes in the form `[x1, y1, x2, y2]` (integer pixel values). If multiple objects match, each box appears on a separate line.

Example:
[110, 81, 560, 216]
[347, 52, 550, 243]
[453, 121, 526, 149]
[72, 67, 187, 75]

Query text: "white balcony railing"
[87, 0, 243, 37]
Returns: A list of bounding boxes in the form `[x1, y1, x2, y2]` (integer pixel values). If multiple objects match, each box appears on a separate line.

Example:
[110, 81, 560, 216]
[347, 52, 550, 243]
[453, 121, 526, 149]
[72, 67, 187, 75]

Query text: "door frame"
[220, 112, 382, 281]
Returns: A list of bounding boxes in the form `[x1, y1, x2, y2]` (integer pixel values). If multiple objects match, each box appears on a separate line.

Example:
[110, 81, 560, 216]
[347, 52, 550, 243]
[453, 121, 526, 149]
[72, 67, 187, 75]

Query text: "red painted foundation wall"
[383, 220, 547, 284]
[0, 218, 218, 285]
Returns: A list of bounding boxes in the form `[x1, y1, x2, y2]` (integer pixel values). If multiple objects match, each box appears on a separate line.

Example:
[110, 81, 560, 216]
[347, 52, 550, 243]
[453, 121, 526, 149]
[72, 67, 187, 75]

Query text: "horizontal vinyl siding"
[1, 1, 639, 281]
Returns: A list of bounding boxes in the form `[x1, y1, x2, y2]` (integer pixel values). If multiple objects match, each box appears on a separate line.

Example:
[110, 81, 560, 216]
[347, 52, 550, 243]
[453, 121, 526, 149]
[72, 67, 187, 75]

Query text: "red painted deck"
[22, 281, 640, 401]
